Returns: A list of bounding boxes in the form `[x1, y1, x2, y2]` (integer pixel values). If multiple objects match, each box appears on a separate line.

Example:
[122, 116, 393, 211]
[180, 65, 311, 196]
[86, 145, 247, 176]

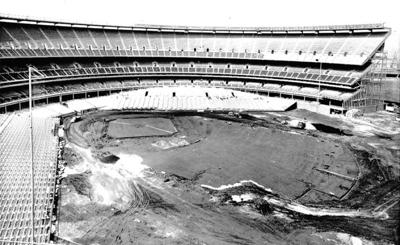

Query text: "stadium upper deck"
[0, 15, 391, 113]
[0, 16, 391, 66]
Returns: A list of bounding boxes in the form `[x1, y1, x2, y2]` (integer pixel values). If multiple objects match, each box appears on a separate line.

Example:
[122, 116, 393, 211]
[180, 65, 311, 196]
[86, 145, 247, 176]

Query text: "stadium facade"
[0, 15, 391, 114]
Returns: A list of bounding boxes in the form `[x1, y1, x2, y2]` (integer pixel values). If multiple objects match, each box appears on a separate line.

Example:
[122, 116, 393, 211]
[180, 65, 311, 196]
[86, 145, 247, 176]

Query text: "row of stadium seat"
[0, 112, 59, 243]
[0, 24, 387, 65]
[0, 79, 356, 106]
[0, 113, 13, 130]
[0, 49, 265, 60]
[2, 60, 361, 77]
[0, 46, 381, 67]
[0, 62, 361, 87]
[35, 87, 295, 112]
[114, 92, 281, 111]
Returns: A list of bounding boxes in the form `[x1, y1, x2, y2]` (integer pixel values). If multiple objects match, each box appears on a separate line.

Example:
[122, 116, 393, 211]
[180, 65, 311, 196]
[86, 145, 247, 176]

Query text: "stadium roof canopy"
[0, 14, 390, 34]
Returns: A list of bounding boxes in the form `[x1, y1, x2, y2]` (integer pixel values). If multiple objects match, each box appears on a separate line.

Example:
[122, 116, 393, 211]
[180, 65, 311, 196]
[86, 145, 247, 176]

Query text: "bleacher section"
[31, 87, 295, 113]
[112, 87, 296, 111]
[0, 112, 59, 244]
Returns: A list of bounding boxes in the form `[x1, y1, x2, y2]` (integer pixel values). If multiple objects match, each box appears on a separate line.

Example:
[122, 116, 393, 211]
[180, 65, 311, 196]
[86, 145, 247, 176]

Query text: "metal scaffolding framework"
[344, 52, 387, 112]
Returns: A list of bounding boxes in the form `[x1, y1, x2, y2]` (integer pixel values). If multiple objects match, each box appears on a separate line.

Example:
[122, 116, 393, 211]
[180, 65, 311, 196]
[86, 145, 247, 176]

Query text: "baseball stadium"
[0, 4, 399, 245]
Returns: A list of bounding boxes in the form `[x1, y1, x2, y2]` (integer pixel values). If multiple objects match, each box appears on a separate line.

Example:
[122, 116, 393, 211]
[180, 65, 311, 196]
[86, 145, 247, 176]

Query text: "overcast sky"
[1, 0, 399, 56]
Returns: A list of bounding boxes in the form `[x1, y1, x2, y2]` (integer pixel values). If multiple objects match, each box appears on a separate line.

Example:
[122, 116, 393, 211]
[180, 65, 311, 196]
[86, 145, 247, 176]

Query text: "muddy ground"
[58, 109, 400, 245]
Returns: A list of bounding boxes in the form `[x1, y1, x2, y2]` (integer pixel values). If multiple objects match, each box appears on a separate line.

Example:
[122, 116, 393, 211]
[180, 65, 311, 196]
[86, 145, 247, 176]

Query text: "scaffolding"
[344, 52, 387, 112]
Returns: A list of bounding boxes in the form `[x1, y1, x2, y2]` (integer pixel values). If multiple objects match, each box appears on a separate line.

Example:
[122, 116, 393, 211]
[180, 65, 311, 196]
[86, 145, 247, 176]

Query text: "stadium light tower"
[28, 66, 45, 245]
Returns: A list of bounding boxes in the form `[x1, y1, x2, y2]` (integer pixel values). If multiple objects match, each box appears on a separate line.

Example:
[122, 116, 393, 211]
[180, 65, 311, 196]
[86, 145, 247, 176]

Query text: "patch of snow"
[250, 114, 267, 119]
[262, 196, 377, 219]
[201, 180, 274, 193]
[367, 142, 382, 148]
[305, 122, 316, 130]
[286, 131, 301, 135]
[67, 144, 149, 209]
[62, 167, 80, 176]
[353, 125, 376, 136]
[350, 237, 363, 245]
[287, 119, 302, 128]
[89, 153, 148, 208]
[336, 233, 366, 245]
[165, 231, 177, 238]
[272, 211, 293, 222]
[115, 153, 149, 177]
[231, 193, 256, 202]
[152, 138, 190, 150]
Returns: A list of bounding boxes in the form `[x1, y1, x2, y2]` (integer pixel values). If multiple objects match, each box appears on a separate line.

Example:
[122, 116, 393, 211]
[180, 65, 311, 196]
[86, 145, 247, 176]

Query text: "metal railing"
[0, 65, 359, 88]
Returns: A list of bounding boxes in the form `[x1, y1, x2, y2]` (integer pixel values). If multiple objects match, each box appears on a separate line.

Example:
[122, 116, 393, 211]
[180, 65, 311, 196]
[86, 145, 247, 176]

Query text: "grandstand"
[0, 14, 393, 243]
[0, 15, 391, 114]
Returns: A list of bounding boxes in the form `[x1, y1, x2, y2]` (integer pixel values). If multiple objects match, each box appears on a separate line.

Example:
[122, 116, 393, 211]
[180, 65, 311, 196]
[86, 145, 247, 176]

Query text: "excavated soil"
[59, 110, 400, 245]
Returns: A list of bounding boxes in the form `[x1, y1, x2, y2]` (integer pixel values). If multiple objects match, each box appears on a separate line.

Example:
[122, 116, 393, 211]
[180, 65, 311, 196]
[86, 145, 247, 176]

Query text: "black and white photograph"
[0, 0, 399, 244]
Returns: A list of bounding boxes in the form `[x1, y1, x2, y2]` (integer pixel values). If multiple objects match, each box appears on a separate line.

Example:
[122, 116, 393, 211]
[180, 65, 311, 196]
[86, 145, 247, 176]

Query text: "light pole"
[316, 58, 322, 104]
[28, 66, 35, 245]
[28, 66, 44, 245]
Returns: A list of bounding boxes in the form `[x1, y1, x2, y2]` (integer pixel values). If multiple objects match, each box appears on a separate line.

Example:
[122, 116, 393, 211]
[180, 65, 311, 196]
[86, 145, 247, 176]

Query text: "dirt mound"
[63, 172, 92, 197]
[93, 151, 120, 164]
[63, 146, 83, 167]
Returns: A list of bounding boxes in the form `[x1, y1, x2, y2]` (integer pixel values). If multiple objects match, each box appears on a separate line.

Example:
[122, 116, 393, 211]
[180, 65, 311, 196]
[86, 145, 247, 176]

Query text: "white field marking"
[111, 121, 175, 134]
[145, 124, 174, 134]
[111, 121, 137, 126]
